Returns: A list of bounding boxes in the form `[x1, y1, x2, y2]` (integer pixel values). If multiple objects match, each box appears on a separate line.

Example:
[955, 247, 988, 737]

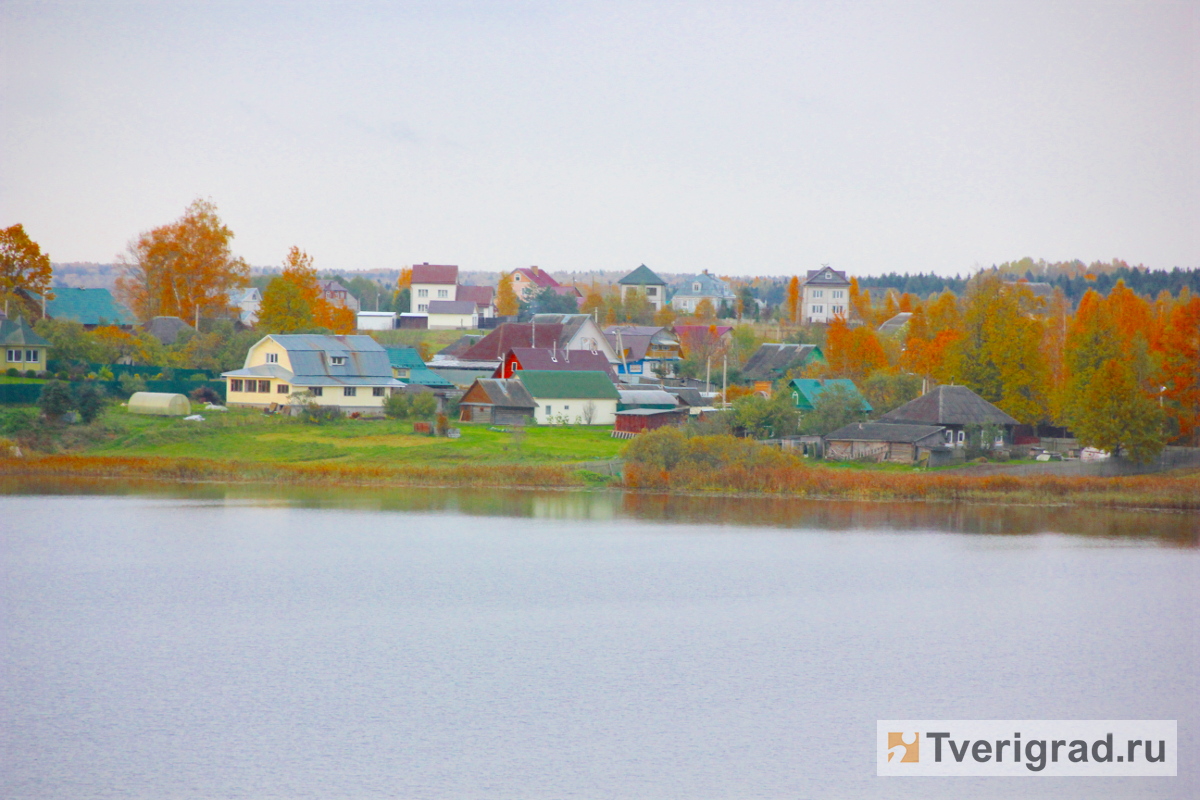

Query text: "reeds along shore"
[2, 452, 1200, 511]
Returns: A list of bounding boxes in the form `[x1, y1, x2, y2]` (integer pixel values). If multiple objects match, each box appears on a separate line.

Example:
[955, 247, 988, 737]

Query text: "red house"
[493, 347, 618, 380]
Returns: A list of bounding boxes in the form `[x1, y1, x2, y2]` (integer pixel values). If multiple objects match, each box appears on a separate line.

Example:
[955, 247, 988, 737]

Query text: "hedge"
[0, 380, 227, 406]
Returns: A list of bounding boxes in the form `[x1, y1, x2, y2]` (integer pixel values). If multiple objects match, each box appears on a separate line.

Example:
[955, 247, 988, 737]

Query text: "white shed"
[356, 311, 397, 330]
[128, 392, 191, 416]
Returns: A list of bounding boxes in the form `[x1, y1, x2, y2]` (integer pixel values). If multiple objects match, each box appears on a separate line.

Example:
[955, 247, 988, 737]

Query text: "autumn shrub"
[189, 385, 221, 404]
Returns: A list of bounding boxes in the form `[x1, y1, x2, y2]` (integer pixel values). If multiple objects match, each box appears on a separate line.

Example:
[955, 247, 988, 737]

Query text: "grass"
[0, 375, 47, 384]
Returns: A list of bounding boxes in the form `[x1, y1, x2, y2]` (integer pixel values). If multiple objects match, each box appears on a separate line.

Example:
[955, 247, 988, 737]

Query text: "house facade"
[604, 325, 682, 376]
[410, 263, 460, 313]
[517, 370, 620, 425]
[493, 347, 617, 380]
[824, 422, 947, 464]
[426, 300, 479, 330]
[2, 318, 50, 371]
[670, 271, 735, 314]
[878, 384, 1019, 447]
[458, 378, 536, 425]
[222, 334, 402, 414]
[617, 265, 668, 312]
[801, 267, 851, 323]
[318, 280, 360, 312]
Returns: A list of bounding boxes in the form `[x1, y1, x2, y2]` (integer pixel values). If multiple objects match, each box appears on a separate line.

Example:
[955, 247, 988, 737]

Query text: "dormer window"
[825, 271, 832, 278]
[693, 283, 701, 293]
[330, 356, 346, 366]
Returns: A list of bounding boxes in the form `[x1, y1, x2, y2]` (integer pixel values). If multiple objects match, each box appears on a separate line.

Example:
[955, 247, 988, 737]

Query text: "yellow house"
[221, 334, 403, 414]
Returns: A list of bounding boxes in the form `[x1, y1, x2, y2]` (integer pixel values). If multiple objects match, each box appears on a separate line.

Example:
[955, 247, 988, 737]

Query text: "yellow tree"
[115, 198, 249, 325]
[0, 223, 53, 318]
[1159, 295, 1200, 444]
[653, 305, 677, 326]
[580, 282, 604, 319]
[258, 247, 320, 333]
[786, 276, 800, 323]
[496, 271, 519, 316]
[694, 298, 717, 322]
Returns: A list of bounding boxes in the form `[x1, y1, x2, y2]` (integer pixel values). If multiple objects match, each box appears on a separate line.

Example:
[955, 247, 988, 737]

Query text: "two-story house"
[802, 267, 851, 323]
[410, 263, 460, 314]
[617, 265, 668, 312]
[221, 334, 402, 414]
[670, 270, 735, 314]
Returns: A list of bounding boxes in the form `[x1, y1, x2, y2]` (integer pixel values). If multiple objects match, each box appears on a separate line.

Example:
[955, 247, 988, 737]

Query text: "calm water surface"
[1, 479, 1197, 799]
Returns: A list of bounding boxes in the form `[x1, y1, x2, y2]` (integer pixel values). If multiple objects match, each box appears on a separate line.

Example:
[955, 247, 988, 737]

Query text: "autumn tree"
[580, 283, 604, 319]
[653, 305, 677, 326]
[945, 273, 1046, 423]
[1158, 295, 1200, 444]
[496, 271, 519, 316]
[786, 276, 800, 323]
[848, 276, 872, 324]
[257, 247, 353, 334]
[1072, 359, 1165, 462]
[694, 298, 717, 322]
[824, 316, 888, 381]
[0, 223, 53, 318]
[901, 291, 961, 388]
[115, 199, 249, 325]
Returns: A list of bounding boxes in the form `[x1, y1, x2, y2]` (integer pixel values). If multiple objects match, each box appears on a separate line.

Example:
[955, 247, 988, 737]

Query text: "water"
[2, 481, 1197, 799]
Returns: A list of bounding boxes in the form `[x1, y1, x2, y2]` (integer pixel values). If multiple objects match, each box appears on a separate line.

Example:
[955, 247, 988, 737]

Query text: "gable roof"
[664, 386, 705, 407]
[142, 316, 194, 345]
[741, 343, 823, 381]
[0, 317, 51, 347]
[617, 389, 679, 407]
[456, 284, 495, 307]
[672, 272, 734, 299]
[825, 422, 946, 443]
[463, 378, 536, 409]
[223, 334, 398, 386]
[879, 384, 1019, 426]
[803, 268, 850, 286]
[411, 263, 459, 284]
[878, 312, 913, 335]
[427, 300, 477, 315]
[384, 346, 454, 387]
[45, 287, 135, 325]
[517, 370, 620, 400]
[511, 267, 560, 288]
[618, 264, 666, 286]
[499, 347, 616, 379]
[436, 334, 484, 359]
[789, 378, 872, 412]
[461, 322, 566, 361]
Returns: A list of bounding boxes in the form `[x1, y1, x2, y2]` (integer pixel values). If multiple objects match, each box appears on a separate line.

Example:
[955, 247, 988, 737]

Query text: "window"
[437, 289, 448, 298]
[344, 387, 357, 397]
[646, 287, 656, 296]
[330, 356, 346, 366]
[26, 350, 39, 363]
[693, 283, 702, 293]
[266, 353, 278, 364]
[277, 384, 289, 394]
[230, 379, 243, 392]
[417, 289, 428, 298]
[373, 387, 385, 397]
[813, 305, 823, 314]
[311, 387, 323, 397]
[418, 303, 428, 312]
[6, 349, 21, 362]
[825, 271, 832, 278]
[957, 430, 966, 445]
[545, 405, 552, 416]
[258, 380, 270, 393]
[812, 290, 823, 298]
[832, 305, 843, 315]
[832, 290, 844, 299]
[563, 405, 569, 411]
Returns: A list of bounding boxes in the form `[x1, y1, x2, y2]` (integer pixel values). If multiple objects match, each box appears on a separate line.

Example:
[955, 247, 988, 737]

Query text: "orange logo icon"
[887, 732, 919, 763]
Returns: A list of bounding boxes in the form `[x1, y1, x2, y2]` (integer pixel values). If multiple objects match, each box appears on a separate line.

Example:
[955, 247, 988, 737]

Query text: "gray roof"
[741, 343, 820, 381]
[467, 378, 536, 409]
[617, 389, 680, 406]
[428, 300, 478, 314]
[222, 334, 400, 387]
[0, 317, 50, 347]
[617, 264, 666, 286]
[672, 272, 734, 300]
[877, 312, 913, 335]
[615, 408, 689, 417]
[803, 268, 850, 286]
[825, 422, 946, 443]
[664, 387, 705, 406]
[879, 385, 1020, 426]
[142, 316, 194, 345]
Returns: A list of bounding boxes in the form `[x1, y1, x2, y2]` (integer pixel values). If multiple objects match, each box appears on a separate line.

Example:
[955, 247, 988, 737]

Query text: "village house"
[492, 347, 617, 380]
[2, 317, 50, 371]
[741, 343, 824, 384]
[222, 334, 402, 414]
[426, 300, 479, 330]
[318, 280, 360, 312]
[790, 378, 872, 413]
[458, 378, 536, 425]
[384, 347, 455, 388]
[141, 316, 194, 346]
[40, 287, 136, 329]
[824, 422, 948, 464]
[461, 315, 618, 365]
[613, 407, 690, 437]
[409, 263, 459, 313]
[227, 287, 262, 326]
[878, 384, 1019, 447]
[670, 271, 735, 314]
[604, 325, 682, 377]
[673, 324, 734, 356]
[801, 267, 851, 323]
[508, 266, 581, 305]
[617, 265, 669, 312]
[518, 370, 620, 425]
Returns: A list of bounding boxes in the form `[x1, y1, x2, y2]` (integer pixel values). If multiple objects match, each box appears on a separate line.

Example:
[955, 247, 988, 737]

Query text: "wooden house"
[824, 422, 947, 464]
[458, 378, 537, 425]
[614, 407, 689, 436]
[878, 384, 1019, 447]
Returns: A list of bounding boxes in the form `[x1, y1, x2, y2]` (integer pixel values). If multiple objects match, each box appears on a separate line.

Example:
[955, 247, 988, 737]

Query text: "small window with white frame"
[437, 289, 448, 298]
[417, 289, 428, 298]
[344, 387, 357, 397]
[330, 356, 346, 366]
[266, 352, 278, 363]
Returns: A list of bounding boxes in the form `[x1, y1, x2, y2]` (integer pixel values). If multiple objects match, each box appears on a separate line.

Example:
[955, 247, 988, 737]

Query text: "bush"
[0, 408, 38, 436]
[5, 368, 17, 378]
[98, 366, 115, 381]
[118, 372, 148, 397]
[435, 413, 449, 436]
[25, 370, 37, 379]
[189, 385, 221, 404]
[410, 392, 437, 419]
[75, 384, 106, 424]
[301, 403, 343, 424]
[384, 392, 411, 420]
[189, 373, 208, 382]
[56, 371, 68, 380]
[37, 380, 76, 420]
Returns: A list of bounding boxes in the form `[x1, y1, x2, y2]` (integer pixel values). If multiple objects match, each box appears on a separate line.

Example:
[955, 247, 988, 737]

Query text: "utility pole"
[706, 356, 711, 395]
[722, 355, 727, 408]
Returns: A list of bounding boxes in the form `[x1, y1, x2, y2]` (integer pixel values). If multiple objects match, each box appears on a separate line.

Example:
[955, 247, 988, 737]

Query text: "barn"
[823, 422, 947, 464]
[458, 378, 536, 425]
[613, 407, 689, 436]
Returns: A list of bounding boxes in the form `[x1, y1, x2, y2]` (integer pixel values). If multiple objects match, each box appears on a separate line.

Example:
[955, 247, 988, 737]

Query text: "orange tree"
[0, 223, 53, 318]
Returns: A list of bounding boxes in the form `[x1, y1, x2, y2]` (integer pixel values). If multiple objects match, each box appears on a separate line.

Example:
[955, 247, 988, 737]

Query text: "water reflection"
[3, 475, 1197, 544]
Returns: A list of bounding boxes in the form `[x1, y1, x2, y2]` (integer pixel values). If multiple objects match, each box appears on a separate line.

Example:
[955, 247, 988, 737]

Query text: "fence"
[1, 379, 227, 406]
[44, 361, 222, 380]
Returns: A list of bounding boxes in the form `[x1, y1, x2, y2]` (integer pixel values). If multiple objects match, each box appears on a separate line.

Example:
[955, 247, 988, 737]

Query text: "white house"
[410, 263, 460, 313]
[516, 370, 620, 425]
[426, 300, 480, 330]
[227, 287, 262, 326]
[617, 264, 668, 312]
[221, 334, 403, 414]
[669, 270, 735, 313]
[802, 267, 851, 323]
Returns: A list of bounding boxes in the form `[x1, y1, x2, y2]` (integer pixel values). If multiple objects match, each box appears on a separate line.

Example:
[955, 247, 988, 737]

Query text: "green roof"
[0, 317, 51, 348]
[617, 264, 666, 286]
[45, 288, 136, 325]
[789, 378, 872, 412]
[384, 346, 454, 387]
[516, 370, 620, 400]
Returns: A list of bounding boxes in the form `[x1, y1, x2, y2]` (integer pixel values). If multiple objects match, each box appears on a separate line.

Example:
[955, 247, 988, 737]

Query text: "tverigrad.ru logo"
[877, 720, 1176, 776]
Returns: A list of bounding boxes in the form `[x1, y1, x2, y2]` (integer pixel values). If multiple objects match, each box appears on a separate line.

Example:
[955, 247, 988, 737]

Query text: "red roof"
[512, 267, 560, 289]
[456, 284, 495, 307]
[461, 322, 566, 361]
[673, 324, 733, 339]
[493, 347, 616, 379]
[411, 263, 459, 284]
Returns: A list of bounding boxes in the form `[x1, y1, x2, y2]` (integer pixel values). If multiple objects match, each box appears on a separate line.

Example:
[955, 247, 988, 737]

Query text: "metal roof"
[517, 370, 620, 400]
[879, 385, 1020, 426]
[790, 378, 872, 412]
[427, 300, 478, 314]
[824, 422, 946, 443]
[0, 317, 51, 347]
[617, 389, 680, 406]
[45, 287, 136, 325]
[467, 378, 536, 408]
[741, 343, 823, 381]
[617, 264, 666, 286]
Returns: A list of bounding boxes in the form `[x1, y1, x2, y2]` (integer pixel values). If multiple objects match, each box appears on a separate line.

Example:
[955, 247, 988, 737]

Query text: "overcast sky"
[1, 0, 1196, 277]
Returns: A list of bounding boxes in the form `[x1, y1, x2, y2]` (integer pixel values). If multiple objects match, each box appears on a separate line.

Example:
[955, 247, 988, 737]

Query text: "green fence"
[44, 361, 222, 380]
[0, 380, 227, 406]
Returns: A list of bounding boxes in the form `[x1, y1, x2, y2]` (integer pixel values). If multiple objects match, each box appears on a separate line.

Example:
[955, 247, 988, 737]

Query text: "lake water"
[2, 479, 1197, 799]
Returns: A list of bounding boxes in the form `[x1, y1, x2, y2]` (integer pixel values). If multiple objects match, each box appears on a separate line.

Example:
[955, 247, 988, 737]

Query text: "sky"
[1, 0, 1196, 277]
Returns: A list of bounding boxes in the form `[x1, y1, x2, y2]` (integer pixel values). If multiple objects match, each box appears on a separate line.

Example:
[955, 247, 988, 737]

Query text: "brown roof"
[456, 284, 495, 307]
[461, 322, 566, 361]
[879, 385, 1019, 426]
[461, 378, 536, 409]
[741, 343, 821, 381]
[496, 347, 616, 379]
[825, 422, 946, 444]
[411, 263, 459, 284]
[436, 334, 484, 358]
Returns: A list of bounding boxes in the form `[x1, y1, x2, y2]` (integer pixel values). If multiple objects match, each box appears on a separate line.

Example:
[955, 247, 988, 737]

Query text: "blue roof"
[222, 334, 398, 385]
[790, 378, 872, 412]
[384, 346, 454, 387]
[45, 288, 136, 325]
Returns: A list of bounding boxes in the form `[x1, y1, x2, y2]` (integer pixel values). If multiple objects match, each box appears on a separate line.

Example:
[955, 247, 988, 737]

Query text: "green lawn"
[0, 376, 47, 384]
[80, 406, 625, 465]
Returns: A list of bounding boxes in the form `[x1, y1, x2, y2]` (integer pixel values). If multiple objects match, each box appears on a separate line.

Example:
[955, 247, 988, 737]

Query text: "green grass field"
[75, 405, 625, 465]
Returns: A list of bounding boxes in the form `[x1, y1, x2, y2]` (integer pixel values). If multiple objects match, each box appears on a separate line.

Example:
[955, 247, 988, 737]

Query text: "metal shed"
[128, 392, 191, 416]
